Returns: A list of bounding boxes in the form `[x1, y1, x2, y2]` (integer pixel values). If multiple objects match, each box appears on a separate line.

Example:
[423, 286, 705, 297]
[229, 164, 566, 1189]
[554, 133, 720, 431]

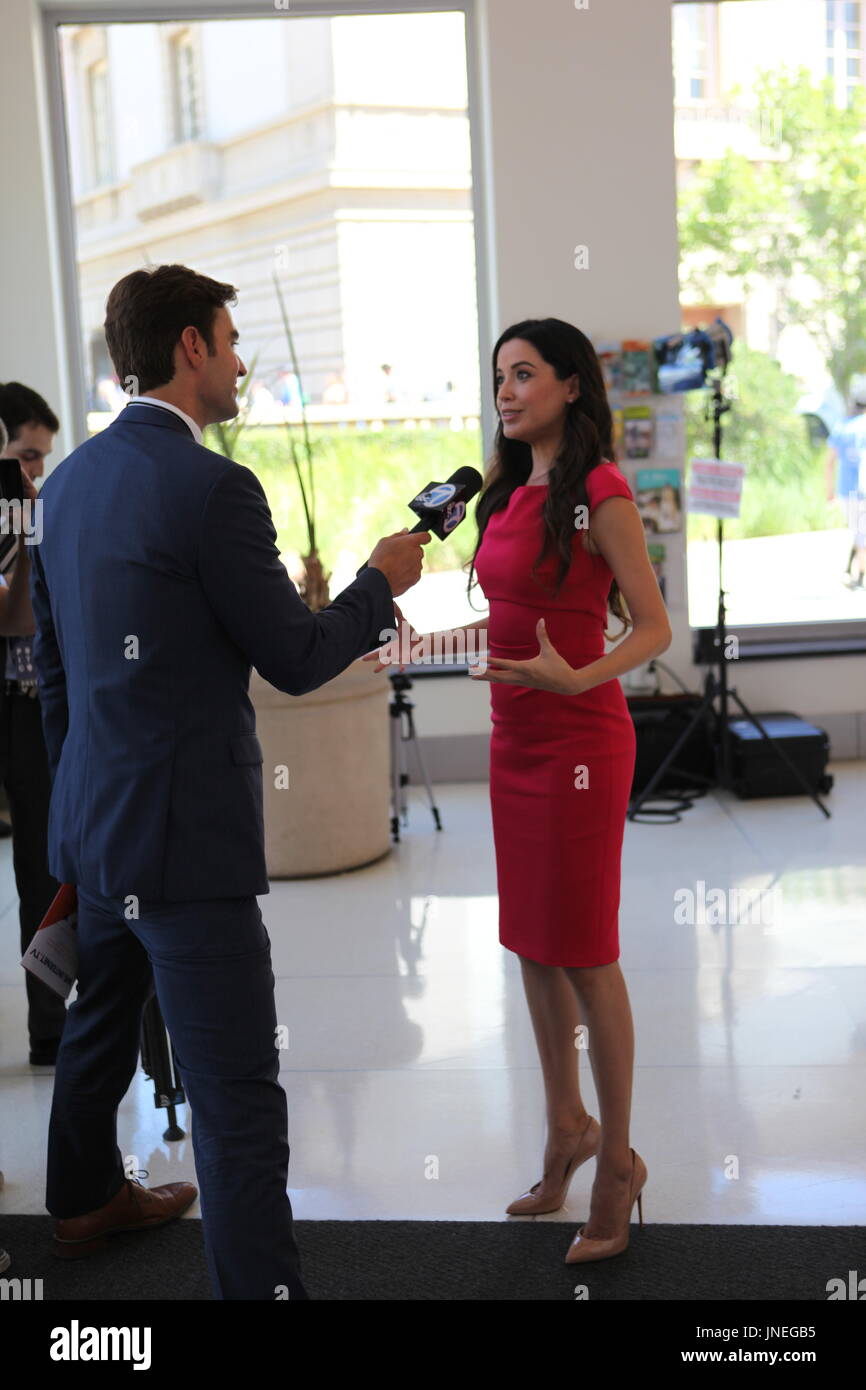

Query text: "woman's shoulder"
[586, 458, 634, 508]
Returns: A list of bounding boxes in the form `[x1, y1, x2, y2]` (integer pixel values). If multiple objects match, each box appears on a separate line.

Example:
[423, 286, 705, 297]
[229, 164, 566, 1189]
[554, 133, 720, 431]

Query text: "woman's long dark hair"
[466, 318, 632, 640]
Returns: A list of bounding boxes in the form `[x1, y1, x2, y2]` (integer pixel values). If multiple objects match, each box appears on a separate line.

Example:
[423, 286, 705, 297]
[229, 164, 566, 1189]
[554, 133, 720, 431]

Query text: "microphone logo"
[414, 482, 457, 510]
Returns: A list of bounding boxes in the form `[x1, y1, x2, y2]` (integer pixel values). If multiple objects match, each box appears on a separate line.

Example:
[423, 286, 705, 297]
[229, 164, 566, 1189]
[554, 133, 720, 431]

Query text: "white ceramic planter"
[249, 658, 393, 878]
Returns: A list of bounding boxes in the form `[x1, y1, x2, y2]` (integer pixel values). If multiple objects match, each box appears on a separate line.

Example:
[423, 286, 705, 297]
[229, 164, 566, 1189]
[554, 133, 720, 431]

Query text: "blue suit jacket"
[29, 402, 396, 901]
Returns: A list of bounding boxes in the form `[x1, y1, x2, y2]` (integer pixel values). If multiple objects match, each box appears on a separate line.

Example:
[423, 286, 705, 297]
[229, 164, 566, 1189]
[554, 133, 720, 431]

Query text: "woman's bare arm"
[427, 615, 489, 639]
[564, 497, 671, 694]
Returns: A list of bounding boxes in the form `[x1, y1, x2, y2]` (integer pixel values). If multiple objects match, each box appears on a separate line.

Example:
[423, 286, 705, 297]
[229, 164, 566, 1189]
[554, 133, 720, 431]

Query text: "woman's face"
[495, 339, 577, 443]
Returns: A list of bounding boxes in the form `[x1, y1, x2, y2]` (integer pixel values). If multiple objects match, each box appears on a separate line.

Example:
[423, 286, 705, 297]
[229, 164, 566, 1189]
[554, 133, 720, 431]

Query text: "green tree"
[678, 65, 866, 397]
[683, 340, 827, 542]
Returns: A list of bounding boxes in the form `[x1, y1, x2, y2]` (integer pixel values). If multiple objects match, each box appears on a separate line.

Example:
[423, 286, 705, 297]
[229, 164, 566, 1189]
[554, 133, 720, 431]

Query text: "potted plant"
[211, 275, 393, 878]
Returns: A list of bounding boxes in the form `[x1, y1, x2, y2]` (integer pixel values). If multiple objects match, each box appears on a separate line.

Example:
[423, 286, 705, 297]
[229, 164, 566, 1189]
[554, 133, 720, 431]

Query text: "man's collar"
[125, 395, 204, 444]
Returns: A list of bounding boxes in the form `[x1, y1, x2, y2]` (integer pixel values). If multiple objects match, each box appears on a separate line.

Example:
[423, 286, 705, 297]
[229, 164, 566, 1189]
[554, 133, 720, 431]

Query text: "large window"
[673, 1, 866, 632]
[825, 1, 862, 107]
[55, 10, 483, 632]
[170, 29, 203, 143]
[86, 58, 113, 186]
[672, 2, 717, 102]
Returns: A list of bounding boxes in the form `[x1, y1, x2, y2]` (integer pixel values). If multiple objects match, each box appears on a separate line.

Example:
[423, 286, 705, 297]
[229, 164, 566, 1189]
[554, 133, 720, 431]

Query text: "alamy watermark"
[375, 620, 488, 672]
[0, 498, 42, 545]
[674, 878, 784, 926]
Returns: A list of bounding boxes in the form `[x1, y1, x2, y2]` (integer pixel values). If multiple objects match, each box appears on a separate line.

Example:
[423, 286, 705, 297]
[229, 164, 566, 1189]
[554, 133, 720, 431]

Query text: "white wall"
[1, 0, 864, 746]
[1, 1, 76, 458]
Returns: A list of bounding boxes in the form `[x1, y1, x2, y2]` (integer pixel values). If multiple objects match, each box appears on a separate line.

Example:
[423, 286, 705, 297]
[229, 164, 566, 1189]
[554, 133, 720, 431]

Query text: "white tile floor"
[1, 766, 865, 1229]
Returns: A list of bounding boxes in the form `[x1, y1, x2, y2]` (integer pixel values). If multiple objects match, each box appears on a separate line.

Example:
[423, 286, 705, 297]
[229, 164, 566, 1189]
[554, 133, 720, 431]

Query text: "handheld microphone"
[357, 466, 483, 573]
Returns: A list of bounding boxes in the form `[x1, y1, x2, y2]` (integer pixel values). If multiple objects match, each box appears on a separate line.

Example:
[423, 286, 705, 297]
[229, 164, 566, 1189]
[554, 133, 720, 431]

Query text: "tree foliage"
[683, 341, 829, 541]
[679, 66, 866, 396]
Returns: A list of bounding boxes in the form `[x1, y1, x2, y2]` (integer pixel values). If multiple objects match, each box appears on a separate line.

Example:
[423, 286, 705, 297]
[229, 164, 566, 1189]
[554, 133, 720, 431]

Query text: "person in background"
[274, 367, 302, 407]
[826, 393, 866, 589]
[0, 382, 66, 1065]
[321, 371, 348, 405]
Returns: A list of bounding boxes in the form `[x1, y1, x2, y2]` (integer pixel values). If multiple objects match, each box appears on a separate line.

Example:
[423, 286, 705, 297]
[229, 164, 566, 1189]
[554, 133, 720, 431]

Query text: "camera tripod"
[140, 981, 186, 1141]
[388, 672, 443, 841]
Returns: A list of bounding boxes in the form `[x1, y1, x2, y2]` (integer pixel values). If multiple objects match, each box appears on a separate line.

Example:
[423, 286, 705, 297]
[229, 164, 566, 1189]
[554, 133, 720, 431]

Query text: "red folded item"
[21, 883, 78, 999]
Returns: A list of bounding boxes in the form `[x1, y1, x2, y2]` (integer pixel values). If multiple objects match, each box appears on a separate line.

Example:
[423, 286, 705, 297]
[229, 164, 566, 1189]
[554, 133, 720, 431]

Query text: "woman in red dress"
[368, 319, 671, 1263]
[467, 319, 671, 1262]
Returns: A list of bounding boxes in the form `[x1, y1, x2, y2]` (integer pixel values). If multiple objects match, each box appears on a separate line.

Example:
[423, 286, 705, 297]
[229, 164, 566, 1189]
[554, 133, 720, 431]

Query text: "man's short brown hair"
[104, 264, 238, 394]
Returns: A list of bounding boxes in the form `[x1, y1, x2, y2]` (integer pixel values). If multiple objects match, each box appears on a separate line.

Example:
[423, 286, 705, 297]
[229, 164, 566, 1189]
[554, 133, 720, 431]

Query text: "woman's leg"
[564, 960, 638, 1238]
[518, 955, 592, 1200]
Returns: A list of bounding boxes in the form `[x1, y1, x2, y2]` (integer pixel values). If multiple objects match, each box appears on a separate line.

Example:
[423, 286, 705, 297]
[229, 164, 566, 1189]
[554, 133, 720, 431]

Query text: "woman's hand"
[362, 601, 423, 673]
[468, 617, 581, 696]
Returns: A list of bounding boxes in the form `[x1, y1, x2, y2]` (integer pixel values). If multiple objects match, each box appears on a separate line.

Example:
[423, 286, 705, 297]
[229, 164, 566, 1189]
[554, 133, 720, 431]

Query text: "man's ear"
[178, 325, 204, 372]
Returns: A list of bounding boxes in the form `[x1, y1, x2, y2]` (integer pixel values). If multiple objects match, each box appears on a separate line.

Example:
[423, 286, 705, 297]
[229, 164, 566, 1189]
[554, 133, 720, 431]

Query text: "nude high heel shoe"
[506, 1114, 601, 1216]
[565, 1146, 647, 1263]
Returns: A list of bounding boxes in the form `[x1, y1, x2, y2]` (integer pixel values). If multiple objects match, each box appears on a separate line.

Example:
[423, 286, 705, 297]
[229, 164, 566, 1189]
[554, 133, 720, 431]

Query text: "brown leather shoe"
[53, 1178, 198, 1259]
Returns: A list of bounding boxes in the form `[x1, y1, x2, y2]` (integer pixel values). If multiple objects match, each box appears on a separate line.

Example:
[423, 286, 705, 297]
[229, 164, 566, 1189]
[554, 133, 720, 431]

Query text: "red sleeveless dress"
[473, 460, 637, 966]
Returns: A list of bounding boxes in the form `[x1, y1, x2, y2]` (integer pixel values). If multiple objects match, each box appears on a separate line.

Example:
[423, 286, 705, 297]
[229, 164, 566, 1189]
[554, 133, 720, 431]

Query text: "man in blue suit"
[29, 263, 428, 1299]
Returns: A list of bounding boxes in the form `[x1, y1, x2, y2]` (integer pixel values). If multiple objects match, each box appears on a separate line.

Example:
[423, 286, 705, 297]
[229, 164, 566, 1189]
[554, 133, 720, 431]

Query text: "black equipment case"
[725, 712, 833, 799]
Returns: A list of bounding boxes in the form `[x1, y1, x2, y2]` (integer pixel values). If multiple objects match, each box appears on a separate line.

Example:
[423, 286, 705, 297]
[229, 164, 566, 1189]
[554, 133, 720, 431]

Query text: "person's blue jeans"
[45, 885, 309, 1300]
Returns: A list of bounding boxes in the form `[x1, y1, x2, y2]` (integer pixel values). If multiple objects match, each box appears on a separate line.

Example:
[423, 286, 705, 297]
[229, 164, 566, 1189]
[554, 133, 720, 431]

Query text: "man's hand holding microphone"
[360, 466, 484, 674]
[366, 526, 431, 599]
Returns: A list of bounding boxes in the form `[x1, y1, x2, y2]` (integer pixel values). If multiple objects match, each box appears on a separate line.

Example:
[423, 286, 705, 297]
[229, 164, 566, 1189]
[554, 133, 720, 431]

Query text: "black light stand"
[628, 373, 832, 822]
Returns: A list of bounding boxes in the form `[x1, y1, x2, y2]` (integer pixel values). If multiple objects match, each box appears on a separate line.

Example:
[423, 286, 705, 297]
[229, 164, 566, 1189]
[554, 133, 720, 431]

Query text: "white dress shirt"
[126, 395, 204, 445]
